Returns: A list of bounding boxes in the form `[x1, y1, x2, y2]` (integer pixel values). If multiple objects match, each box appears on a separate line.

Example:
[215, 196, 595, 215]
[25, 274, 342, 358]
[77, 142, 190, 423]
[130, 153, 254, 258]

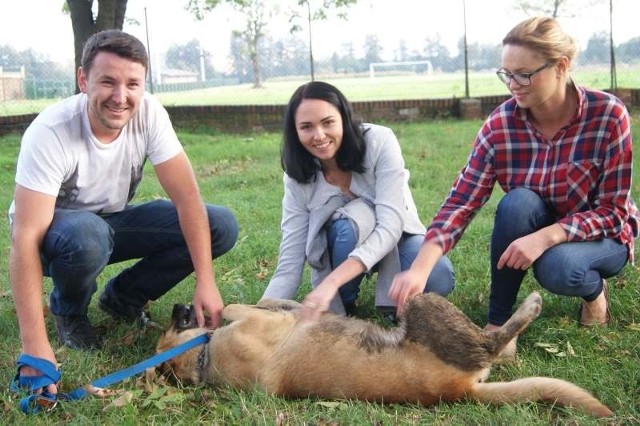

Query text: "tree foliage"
[581, 32, 610, 64]
[185, 0, 278, 88]
[289, 0, 358, 80]
[166, 39, 217, 80]
[513, 0, 598, 18]
[185, 0, 358, 86]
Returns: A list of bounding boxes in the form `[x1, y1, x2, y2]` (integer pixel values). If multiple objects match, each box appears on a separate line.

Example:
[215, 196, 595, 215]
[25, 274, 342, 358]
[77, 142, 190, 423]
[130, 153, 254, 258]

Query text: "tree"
[228, 33, 253, 83]
[166, 39, 216, 81]
[186, 0, 277, 88]
[422, 34, 452, 71]
[617, 37, 640, 64]
[269, 36, 310, 77]
[393, 40, 410, 62]
[581, 32, 609, 65]
[66, 0, 128, 92]
[289, 0, 358, 80]
[362, 34, 383, 67]
[513, 0, 598, 18]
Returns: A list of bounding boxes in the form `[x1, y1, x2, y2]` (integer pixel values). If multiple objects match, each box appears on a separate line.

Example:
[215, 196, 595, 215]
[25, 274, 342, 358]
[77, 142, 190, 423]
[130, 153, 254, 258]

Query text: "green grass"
[1, 68, 637, 115]
[0, 118, 639, 424]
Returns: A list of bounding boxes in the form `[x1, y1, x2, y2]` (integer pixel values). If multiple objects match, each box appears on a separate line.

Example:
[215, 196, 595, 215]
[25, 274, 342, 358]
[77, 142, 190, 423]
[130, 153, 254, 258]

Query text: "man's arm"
[9, 185, 58, 392]
[154, 152, 222, 328]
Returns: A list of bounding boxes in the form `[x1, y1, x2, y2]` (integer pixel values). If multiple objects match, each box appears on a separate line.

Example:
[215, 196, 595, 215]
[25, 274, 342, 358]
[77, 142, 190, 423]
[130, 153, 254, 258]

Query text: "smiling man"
[8, 30, 238, 400]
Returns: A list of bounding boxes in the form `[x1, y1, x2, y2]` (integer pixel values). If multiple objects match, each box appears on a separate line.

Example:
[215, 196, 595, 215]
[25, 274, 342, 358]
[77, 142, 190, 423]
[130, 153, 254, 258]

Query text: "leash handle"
[64, 333, 210, 401]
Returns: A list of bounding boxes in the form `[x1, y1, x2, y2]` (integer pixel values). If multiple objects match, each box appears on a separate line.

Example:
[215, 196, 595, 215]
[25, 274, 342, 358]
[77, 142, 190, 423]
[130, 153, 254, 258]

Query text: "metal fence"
[1, 0, 638, 116]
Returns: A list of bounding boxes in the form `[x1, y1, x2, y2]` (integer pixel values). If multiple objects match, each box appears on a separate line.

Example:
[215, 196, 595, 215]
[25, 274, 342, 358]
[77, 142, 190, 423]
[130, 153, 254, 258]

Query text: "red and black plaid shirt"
[426, 85, 640, 263]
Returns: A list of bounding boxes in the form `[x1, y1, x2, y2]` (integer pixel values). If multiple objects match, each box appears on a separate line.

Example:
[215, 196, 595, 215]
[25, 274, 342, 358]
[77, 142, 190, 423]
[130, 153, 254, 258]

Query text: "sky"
[0, 0, 638, 73]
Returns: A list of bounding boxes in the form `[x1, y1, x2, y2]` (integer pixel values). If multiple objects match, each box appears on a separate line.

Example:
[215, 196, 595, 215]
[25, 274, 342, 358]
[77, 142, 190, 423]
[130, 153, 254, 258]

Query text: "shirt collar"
[513, 80, 584, 125]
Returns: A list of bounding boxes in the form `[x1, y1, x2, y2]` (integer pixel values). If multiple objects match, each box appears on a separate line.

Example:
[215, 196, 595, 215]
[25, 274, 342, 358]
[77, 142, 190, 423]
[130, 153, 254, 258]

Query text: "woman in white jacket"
[262, 81, 454, 320]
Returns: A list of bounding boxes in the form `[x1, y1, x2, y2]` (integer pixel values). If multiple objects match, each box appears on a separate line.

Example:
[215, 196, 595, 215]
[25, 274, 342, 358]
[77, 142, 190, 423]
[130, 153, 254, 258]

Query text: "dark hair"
[81, 30, 149, 76]
[281, 81, 366, 183]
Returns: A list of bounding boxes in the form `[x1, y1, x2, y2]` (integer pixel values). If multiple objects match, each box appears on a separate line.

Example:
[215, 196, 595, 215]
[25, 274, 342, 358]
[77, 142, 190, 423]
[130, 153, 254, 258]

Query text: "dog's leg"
[403, 293, 495, 371]
[467, 377, 613, 418]
[482, 292, 542, 357]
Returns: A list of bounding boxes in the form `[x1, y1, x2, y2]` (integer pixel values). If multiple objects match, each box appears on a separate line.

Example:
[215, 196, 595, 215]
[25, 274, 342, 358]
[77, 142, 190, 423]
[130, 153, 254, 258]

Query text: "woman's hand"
[389, 268, 427, 315]
[300, 257, 368, 321]
[497, 224, 566, 270]
[389, 241, 442, 315]
[300, 284, 336, 322]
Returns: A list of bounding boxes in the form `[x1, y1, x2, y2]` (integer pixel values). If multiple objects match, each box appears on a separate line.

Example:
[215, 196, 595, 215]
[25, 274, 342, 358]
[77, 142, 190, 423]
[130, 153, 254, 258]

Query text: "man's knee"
[206, 205, 239, 256]
[44, 212, 113, 263]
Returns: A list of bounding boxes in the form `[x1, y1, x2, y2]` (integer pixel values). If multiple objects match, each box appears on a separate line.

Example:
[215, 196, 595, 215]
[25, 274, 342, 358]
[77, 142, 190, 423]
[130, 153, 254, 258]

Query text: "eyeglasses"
[496, 62, 552, 86]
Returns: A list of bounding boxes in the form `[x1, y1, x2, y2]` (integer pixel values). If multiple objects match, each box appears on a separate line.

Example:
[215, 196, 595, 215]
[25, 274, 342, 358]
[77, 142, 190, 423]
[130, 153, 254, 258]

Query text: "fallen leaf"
[534, 341, 572, 357]
[102, 391, 134, 411]
[566, 341, 575, 356]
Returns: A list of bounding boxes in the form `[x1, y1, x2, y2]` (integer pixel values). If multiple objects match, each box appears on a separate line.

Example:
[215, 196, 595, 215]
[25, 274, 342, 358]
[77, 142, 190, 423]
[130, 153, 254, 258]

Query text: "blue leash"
[13, 333, 210, 414]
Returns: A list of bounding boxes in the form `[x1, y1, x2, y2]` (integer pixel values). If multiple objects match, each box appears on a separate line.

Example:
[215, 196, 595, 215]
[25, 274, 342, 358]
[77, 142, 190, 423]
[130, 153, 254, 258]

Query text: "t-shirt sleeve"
[143, 95, 184, 165]
[15, 122, 67, 197]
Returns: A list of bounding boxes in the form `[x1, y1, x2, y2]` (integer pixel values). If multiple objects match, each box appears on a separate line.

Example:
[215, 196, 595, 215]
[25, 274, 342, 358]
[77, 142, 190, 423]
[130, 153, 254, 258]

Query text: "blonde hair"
[503, 17, 578, 66]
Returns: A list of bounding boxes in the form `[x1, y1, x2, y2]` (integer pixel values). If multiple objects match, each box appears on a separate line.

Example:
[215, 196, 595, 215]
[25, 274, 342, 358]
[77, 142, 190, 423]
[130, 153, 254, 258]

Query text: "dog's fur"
[155, 291, 613, 417]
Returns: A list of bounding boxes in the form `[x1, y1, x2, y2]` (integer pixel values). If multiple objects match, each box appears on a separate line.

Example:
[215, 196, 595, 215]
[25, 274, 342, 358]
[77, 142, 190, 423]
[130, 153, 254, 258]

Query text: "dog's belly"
[259, 338, 481, 405]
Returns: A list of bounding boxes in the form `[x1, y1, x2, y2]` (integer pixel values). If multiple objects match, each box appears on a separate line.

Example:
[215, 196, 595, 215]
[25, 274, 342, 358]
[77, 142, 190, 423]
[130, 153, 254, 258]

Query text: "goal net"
[369, 60, 433, 78]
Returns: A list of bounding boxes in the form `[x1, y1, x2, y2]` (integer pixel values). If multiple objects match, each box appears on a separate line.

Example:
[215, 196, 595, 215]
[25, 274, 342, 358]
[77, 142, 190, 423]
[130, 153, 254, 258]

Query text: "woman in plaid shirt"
[389, 17, 639, 363]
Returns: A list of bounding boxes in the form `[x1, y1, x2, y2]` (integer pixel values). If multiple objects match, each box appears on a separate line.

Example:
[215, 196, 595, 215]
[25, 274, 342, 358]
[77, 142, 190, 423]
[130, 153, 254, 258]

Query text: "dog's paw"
[520, 291, 542, 318]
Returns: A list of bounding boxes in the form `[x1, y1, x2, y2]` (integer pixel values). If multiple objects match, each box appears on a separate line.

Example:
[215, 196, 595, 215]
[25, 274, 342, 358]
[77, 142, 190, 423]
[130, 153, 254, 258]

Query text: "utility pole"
[463, 0, 469, 99]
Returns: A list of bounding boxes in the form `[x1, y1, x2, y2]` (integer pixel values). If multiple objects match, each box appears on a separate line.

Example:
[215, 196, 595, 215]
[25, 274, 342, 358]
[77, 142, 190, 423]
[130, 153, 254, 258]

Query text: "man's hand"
[192, 280, 224, 329]
[19, 345, 59, 396]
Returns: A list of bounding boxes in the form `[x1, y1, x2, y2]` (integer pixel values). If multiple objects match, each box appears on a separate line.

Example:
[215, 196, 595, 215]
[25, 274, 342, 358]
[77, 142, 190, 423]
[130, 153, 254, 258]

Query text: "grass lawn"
[0, 117, 638, 424]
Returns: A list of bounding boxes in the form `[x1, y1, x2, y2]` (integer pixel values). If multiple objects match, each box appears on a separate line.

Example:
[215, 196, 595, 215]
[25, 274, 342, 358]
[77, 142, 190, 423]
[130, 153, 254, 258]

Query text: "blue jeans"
[327, 218, 455, 306]
[488, 188, 629, 325]
[42, 199, 238, 316]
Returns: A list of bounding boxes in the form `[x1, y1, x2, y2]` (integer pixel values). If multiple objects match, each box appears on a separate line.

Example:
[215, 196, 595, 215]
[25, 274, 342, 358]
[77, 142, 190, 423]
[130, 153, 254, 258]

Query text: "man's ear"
[77, 67, 88, 93]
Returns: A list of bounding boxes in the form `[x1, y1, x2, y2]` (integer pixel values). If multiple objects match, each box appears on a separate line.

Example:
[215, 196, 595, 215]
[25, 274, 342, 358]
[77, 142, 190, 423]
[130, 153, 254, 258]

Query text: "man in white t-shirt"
[9, 30, 238, 399]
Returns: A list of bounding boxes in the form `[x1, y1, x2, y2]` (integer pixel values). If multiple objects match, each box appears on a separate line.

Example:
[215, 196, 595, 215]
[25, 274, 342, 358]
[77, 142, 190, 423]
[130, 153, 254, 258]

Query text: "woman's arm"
[262, 174, 310, 300]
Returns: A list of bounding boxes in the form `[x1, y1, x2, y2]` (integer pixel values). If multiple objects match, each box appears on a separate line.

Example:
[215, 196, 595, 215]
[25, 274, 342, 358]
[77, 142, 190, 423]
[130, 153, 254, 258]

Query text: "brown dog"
[155, 291, 612, 418]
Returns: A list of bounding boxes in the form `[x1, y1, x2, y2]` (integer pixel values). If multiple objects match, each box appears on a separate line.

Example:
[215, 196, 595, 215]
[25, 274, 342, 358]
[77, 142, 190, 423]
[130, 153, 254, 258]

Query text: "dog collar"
[196, 340, 210, 383]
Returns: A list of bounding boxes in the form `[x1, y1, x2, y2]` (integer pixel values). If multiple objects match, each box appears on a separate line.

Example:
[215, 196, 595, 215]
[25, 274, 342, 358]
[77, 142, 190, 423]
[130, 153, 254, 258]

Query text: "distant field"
[0, 69, 637, 116]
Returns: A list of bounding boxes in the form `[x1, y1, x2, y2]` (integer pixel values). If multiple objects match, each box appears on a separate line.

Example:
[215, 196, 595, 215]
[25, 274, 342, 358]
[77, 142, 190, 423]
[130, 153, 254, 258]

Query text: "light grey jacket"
[262, 123, 425, 313]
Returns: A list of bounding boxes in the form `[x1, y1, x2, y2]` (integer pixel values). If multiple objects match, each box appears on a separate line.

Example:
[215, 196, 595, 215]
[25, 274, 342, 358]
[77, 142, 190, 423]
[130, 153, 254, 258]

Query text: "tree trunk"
[66, 0, 128, 93]
[250, 51, 262, 89]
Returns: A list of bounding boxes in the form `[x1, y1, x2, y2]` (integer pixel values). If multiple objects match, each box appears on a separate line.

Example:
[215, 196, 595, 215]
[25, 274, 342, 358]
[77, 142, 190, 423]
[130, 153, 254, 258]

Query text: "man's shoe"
[53, 314, 100, 350]
[98, 291, 154, 328]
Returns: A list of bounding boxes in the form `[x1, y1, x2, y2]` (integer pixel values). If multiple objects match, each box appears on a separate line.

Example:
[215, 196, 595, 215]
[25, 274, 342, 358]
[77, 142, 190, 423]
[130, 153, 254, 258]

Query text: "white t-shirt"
[9, 92, 183, 222]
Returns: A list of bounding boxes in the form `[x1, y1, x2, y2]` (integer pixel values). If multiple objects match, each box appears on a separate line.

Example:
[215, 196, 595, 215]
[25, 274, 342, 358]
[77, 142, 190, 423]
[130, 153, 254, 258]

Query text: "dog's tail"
[467, 377, 613, 418]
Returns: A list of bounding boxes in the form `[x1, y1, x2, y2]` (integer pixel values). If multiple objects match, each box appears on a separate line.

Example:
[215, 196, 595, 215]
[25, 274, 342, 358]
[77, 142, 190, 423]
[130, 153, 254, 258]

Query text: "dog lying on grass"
[155, 291, 613, 418]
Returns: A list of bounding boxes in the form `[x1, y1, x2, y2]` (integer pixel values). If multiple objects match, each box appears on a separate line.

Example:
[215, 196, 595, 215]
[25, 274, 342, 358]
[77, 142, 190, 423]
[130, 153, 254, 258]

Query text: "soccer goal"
[369, 60, 433, 78]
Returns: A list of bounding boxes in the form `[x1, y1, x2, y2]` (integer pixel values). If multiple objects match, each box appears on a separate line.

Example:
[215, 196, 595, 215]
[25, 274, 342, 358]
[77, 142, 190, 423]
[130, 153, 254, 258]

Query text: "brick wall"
[1, 89, 637, 136]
